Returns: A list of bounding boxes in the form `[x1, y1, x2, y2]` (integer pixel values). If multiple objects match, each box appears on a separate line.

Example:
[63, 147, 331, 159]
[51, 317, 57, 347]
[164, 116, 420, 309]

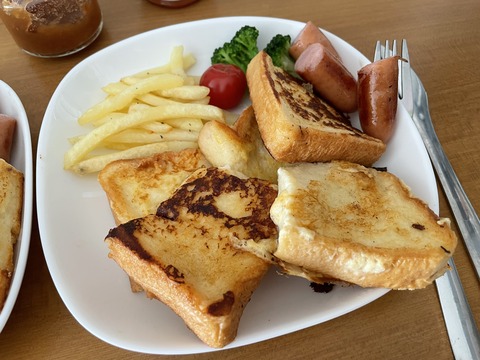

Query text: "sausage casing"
[295, 43, 358, 113]
[289, 21, 341, 61]
[357, 56, 400, 143]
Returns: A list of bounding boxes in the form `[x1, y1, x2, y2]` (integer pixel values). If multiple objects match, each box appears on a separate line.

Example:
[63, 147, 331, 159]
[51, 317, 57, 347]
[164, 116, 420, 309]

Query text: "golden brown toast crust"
[98, 148, 210, 225]
[0, 159, 24, 310]
[105, 167, 278, 348]
[269, 162, 457, 289]
[246, 51, 386, 166]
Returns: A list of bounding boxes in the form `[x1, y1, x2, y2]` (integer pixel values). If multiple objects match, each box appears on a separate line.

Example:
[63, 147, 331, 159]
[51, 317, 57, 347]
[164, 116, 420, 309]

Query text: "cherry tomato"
[200, 64, 247, 109]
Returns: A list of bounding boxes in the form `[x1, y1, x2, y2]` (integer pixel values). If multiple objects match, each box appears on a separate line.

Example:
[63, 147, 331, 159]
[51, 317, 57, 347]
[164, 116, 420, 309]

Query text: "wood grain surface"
[0, 0, 479, 359]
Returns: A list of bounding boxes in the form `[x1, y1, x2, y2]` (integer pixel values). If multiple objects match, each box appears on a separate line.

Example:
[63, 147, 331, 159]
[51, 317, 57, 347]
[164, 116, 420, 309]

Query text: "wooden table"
[1, 0, 479, 358]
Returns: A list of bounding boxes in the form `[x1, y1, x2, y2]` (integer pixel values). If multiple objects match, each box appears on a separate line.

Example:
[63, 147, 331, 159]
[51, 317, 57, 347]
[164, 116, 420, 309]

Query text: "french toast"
[234, 161, 457, 290]
[198, 106, 283, 183]
[98, 148, 210, 225]
[0, 159, 23, 310]
[246, 51, 386, 166]
[105, 167, 278, 348]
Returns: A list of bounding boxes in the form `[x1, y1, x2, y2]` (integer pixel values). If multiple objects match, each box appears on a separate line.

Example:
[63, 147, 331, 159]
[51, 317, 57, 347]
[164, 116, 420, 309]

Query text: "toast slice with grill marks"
[105, 167, 277, 348]
[234, 161, 457, 290]
[246, 51, 386, 166]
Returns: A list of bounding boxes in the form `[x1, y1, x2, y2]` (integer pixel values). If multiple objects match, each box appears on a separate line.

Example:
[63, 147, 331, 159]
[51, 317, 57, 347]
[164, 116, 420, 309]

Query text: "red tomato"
[200, 64, 247, 109]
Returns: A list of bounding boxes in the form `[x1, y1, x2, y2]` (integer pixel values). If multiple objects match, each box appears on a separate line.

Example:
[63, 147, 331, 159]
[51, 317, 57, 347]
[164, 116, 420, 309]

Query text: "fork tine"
[401, 39, 409, 62]
[373, 39, 414, 115]
[374, 40, 382, 62]
[396, 39, 403, 100]
[400, 39, 413, 115]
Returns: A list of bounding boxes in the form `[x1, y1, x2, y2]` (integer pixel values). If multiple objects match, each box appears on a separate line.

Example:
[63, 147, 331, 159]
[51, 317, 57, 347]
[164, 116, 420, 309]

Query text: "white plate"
[0, 81, 33, 332]
[36, 17, 438, 354]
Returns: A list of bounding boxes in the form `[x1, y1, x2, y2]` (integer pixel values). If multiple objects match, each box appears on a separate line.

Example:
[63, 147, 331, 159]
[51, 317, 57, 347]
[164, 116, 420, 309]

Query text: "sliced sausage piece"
[295, 43, 358, 113]
[357, 56, 400, 143]
[0, 114, 16, 163]
[289, 21, 341, 61]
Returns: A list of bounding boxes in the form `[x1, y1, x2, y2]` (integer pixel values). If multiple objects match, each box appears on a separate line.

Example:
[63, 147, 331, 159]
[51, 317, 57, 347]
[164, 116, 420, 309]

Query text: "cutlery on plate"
[374, 39, 480, 360]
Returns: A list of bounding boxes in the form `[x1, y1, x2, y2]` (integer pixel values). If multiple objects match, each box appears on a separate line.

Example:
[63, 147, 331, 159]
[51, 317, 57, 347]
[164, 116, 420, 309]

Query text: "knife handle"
[436, 260, 480, 359]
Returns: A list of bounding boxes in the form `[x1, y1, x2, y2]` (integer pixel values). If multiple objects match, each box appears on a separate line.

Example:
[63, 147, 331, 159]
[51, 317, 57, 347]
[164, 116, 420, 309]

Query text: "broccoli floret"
[211, 25, 259, 73]
[264, 34, 297, 77]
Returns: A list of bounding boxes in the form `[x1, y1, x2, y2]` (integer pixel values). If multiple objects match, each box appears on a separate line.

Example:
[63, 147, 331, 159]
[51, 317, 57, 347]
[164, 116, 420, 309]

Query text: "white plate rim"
[36, 16, 438, 354]
[0, 80, 34, 332]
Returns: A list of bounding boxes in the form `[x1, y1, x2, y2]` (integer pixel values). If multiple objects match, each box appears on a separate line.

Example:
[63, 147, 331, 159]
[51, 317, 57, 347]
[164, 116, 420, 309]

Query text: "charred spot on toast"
[107, 219, 152, 261]
[309, 282, 334, 294]
[164, 264, 185, 283]
[156, 167, 278, 240]
[107, 220, 185, 284]
[440, 246, 451, 254]
[207, 291, 235, 316]
[412, 223, 426, 230]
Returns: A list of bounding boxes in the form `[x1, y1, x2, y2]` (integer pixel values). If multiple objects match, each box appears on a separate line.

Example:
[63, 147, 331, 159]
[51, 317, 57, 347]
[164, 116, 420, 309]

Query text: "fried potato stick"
[70, 141, 198, 174]
[107, 128, 199, 143]
[78, 73, 185, 125]
[64, 103, 223, 169]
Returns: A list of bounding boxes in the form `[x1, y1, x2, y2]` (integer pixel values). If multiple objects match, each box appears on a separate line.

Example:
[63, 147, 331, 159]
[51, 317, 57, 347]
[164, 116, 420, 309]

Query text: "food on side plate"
[246, 51, 385, 165]
[98, 148, 210, 225]
[0, 159, 24, 310]
[233, 161, 457, 290]
[358, 56, 401, 143]
[64, 46, 224, 174]
[0, 114, 16, 163]
[295, 43, 358, 113]
[198, 106, 284, 183]
[289, 20, 341, 61]
[104, 167, 278, 348]
[199, 63, 247, 109]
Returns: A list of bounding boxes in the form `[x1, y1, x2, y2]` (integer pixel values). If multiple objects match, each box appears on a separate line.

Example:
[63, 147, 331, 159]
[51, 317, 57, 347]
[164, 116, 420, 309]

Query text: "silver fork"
[375, 40, 480, 360]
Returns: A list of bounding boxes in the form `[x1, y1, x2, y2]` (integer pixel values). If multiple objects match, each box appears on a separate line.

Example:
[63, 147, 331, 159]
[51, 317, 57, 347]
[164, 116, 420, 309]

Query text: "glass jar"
[0, 0, 103, 58]
[146, 0, 199, 8]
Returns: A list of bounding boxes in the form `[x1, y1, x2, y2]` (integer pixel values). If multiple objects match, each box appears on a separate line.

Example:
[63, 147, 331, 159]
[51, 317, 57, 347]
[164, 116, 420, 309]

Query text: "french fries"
[70, 141, 199, 174]
[77, 74, 185, 125]
[64, 45, 226, 174]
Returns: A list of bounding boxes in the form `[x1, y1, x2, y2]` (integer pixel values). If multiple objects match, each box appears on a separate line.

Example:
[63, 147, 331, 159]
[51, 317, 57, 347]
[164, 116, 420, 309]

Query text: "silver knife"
[436, 262, 480, 359]
[410, 68, 480, 359]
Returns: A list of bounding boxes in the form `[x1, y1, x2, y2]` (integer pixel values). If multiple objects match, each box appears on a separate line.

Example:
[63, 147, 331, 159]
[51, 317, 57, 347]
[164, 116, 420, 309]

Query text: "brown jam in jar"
[0, 0, 103, 58]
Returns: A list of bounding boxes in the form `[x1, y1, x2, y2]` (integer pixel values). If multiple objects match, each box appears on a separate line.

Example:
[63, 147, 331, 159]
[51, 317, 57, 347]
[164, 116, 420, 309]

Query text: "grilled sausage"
[289, 21, 341, 61]
[295, 43, 358, 113]
[357, 56, 400, 143]
[0, 114, 16, 163]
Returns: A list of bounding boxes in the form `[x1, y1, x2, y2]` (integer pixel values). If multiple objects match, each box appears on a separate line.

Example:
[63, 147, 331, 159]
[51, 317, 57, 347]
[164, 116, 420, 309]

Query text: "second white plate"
[0, 80, 33, 333]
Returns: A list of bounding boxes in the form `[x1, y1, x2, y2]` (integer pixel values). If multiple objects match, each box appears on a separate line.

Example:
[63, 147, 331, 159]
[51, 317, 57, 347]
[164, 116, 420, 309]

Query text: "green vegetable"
[211, 25, 260, 73]
[264, 34, 297, 77]
[211, 26, 299, 76]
